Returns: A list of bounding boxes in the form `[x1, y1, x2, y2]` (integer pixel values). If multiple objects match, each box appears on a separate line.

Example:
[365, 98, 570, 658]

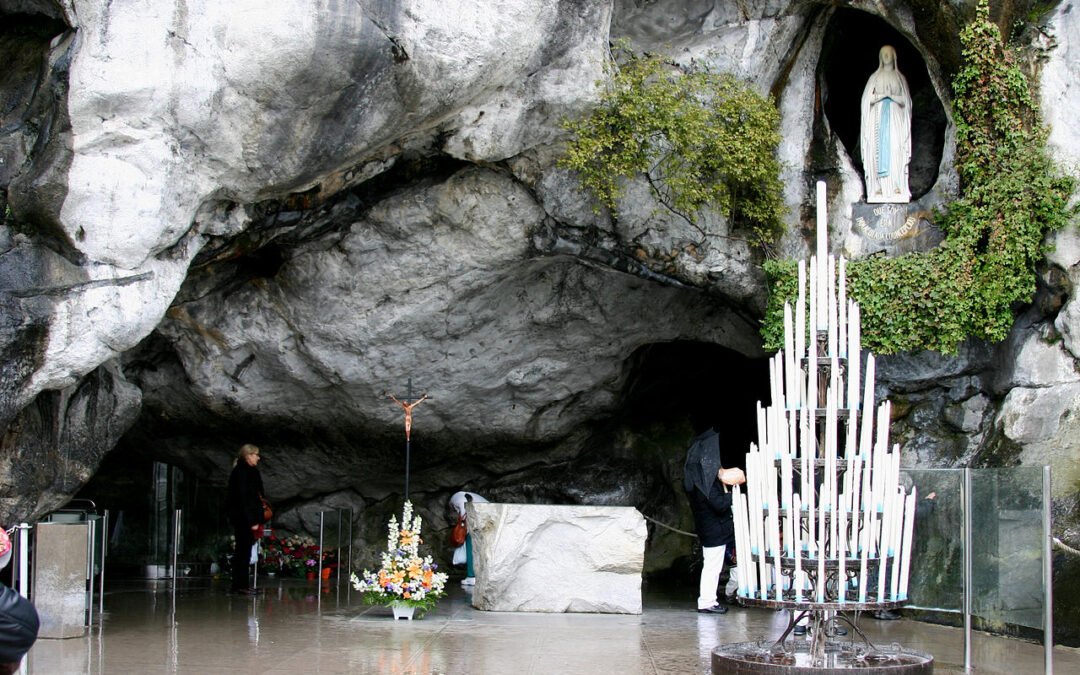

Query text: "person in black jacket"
[0, 528, 38, 675]
[226, 444, 265, 595]
[684, 428, 745, 614]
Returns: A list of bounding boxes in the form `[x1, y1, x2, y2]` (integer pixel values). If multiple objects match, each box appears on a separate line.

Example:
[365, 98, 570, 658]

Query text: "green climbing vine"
[763, 0, 1075, 354]
[560, 45, 785, 250]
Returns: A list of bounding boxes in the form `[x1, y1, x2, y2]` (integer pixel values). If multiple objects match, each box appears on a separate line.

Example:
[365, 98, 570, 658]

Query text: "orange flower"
[403, 592, 411, 599]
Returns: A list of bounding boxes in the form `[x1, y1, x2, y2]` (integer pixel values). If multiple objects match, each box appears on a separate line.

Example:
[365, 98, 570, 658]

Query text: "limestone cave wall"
[2, 0, 1080, 643]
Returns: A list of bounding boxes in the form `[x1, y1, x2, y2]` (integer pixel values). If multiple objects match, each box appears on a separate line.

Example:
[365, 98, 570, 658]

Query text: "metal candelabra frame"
[717, 182, 932, 673]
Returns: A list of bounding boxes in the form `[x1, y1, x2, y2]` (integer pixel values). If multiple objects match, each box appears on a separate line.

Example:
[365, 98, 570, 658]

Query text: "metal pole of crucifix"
[385, 378, 429, 501]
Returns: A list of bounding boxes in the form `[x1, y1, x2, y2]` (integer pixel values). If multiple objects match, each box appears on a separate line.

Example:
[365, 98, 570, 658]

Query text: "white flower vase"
[391, 602, 415, 621]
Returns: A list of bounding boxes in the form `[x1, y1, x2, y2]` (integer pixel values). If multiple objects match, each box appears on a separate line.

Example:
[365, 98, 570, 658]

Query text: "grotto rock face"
[0, 361, 140, 521]
[2, 0, 1080, 642]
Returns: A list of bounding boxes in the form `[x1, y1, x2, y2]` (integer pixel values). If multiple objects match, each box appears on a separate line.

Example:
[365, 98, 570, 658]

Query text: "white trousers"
[698, 544, 727, 609]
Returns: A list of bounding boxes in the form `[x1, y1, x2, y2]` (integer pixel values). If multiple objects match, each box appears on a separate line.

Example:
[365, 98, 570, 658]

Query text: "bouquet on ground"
[351, 501, 448, 615]
[261, 533, 329, 577]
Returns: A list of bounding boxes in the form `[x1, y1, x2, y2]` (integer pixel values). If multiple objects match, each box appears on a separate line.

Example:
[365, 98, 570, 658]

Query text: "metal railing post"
[171, 509, 182, 584]
[99, 510, 108, 615]
[1043, 465, 1053, 675]
[318, 511, 325, 581]
[86, 518, 95, 626]
[963, 467, 972, 672]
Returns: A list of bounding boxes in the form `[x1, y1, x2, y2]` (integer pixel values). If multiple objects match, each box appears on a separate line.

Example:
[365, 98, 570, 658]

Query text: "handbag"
[450, 513, 467, 547]
[260, 495, 273, 522]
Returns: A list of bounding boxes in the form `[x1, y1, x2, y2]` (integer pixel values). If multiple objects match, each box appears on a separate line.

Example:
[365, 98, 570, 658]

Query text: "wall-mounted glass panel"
[970, 467, 1045, 630]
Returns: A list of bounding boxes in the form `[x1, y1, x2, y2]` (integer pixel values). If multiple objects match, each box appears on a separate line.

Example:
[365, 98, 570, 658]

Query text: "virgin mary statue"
[860, 45, 911, 203]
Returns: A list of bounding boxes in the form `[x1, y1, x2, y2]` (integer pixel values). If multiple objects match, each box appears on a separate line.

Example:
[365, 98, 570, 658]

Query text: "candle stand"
[712, 183, 933, 673]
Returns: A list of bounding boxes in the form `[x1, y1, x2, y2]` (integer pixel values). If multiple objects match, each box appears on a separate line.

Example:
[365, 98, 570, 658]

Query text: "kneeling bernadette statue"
[860, 45, 912, 204]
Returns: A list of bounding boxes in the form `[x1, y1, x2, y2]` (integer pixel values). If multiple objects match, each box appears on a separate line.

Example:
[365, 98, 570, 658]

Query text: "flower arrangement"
[260, 533, 336, 577]
[351, 501, 448, 615]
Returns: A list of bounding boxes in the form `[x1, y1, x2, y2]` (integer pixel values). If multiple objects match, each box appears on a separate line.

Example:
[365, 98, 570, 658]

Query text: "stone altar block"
[33, 522, 88, 638]
[467, 503, 646, 614]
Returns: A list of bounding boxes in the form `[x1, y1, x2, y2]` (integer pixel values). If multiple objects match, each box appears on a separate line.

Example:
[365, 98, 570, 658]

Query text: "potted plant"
[351, 501, 448, 619]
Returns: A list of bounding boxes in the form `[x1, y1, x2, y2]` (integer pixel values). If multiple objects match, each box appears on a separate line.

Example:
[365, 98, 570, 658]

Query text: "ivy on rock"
[560, 45, 785, 250]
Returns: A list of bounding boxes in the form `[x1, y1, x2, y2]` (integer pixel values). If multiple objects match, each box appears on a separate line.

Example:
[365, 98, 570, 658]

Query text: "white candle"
[890, 487, 905, 601]
[860, 354, 876, 454]
[859, 496, 873, 603]
[767, 438, 779, 516]
[784, 303, 795, 410]
[805, 439, 816, 558]
[735, 486, 756, 599]
[742, 486, 758, 599]
[839, 256, 847, 359]
[827, 254, 837, 357]
[817, 484, 827, 603]
[757, 402, 768, 458]
[827, 369, 839, 558]
[799, 408, 813, 557]
[876, 484, 892, 603]
[752, 450, 769, 599]
[793, 492, 803, 603]
[848, 303, 861, 411]
[849, 452, 863, 553]
[747, 446, 760, 558]
[782, 444, 793, 557]
[838, 502, 847, 603]
[771, 507, 783, 601]
[898, 488, 917, 600]
[808, 339, 818, 422]
[796, 261, 807, 408]
[876, 400, 891, 457]
[816, 180, 827, 329]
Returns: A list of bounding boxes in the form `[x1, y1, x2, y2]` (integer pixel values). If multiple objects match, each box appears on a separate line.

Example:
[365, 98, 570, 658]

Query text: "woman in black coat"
[226, 444, 265, 595]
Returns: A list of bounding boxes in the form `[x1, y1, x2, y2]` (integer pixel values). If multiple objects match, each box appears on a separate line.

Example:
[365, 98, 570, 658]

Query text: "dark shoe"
[793, 624, 807, 636]
[872, 609, 900, 620]
[828, 624, 848, 636]
[697, 604, 728, 614]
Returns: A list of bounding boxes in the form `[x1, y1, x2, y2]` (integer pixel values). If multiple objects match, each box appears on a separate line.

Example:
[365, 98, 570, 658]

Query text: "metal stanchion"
[86, 518, 96, 627]
[1043, 465, 1053, 675]
[171, 509, 182, 584]
[99, 510, 109, 615]
[318, 511, 325, 582]
[963, 467, 972, 672]
[335, 509, 342, 591]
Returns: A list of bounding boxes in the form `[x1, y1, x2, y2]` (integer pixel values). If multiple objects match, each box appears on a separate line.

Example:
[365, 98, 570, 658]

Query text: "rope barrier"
[642, 513, 698, 538]
[1054, 537, 1080, 557]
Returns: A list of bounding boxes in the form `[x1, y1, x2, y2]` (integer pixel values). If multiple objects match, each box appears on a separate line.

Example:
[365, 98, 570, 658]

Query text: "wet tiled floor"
[23, 577, 1080, 674]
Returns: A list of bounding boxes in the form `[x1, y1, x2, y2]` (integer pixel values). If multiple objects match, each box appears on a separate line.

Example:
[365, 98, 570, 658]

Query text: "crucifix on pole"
[385, 378, 429, 502]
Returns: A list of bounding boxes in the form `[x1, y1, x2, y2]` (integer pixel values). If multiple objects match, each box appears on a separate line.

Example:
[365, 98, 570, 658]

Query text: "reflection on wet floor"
[23, 577, 1080, 674]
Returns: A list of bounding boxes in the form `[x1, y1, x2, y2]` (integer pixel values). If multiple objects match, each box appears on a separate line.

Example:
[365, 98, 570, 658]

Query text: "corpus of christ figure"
[389, 393, 428, 441]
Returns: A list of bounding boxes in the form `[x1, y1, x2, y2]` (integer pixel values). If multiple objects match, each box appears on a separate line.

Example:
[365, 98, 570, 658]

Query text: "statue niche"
[860, 45, 911, 204]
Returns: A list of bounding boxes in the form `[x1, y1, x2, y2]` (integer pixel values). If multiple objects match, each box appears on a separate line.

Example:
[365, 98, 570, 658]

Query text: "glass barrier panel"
[970, 467, 1045, 630]
[900, 468, 964, 612]
[319, 509, 349, 577]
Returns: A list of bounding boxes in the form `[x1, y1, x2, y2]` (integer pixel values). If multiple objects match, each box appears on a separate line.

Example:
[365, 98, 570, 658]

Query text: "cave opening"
[619, 341, 770, 471]
[613, 340, 770, 587]
[818, 9, 948, 201]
